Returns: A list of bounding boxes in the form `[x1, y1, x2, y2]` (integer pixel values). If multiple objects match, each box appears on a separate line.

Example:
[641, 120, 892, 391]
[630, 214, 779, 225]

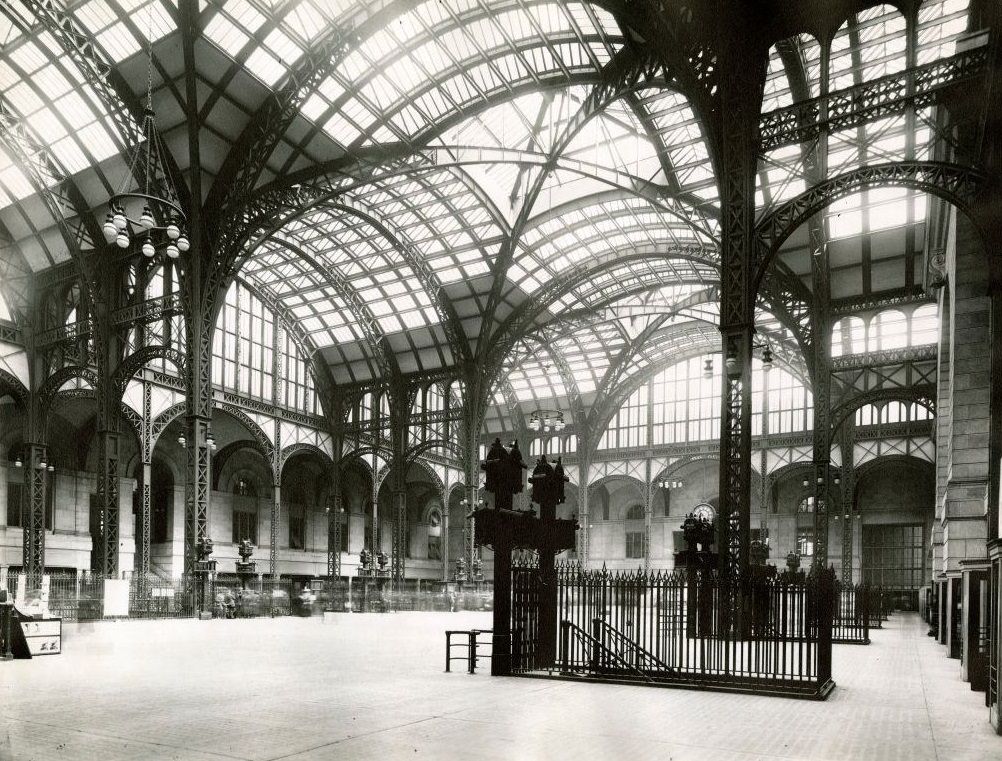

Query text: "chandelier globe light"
[102, 9, 188, 261]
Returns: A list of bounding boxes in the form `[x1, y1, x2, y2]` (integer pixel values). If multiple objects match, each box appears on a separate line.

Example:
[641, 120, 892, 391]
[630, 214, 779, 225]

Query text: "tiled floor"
[1, 611, 998, 761]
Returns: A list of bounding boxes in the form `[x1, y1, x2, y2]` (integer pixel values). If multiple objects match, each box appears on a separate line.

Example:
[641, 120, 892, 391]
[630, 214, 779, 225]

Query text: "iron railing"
[3, 572, 495, 620]
[833, 584, 871, 644]
[515, 562, 836, 699]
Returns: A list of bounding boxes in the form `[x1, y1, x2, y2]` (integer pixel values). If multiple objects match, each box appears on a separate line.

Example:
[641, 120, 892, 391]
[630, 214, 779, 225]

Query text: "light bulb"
[103, 214, 118, 243]
[166, 243, 179, 259]
[142, 237, 155, 258]
[139, 205, 155, 230]
[166, 219, 180, 240]
[177, 234, 190, 252]
[116, 231, 130, 249]
[113, 206, 127, 230]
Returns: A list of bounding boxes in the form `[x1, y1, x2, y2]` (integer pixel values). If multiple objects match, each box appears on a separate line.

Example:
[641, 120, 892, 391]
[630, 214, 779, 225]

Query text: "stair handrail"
[592, 617, 671, 673]
[561, 619, 652, 683]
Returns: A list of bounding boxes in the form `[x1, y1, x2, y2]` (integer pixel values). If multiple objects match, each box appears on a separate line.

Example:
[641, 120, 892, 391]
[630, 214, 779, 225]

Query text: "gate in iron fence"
[511, 561, 540, 673]
[512, 562, 836, 699]
[833, 583, 871, 644]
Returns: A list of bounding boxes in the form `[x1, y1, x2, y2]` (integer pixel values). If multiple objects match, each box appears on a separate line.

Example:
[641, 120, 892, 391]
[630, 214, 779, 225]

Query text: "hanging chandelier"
[101, 11, 188, 260]
[527, 409, 566, 433]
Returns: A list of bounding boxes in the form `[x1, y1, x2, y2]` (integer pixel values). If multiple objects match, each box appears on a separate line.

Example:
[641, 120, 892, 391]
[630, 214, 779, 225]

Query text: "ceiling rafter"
[323, 198, 471, 364]
[254, 233, 399, 382]
[477, 44, 668, 340]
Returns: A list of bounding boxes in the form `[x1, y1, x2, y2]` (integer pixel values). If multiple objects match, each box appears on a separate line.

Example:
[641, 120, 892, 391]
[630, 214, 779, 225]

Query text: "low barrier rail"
[445, 628, 493, 673]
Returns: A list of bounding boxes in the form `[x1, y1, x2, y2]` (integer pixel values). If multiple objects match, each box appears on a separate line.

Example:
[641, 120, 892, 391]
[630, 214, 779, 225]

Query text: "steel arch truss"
[753, 161, 986, 290]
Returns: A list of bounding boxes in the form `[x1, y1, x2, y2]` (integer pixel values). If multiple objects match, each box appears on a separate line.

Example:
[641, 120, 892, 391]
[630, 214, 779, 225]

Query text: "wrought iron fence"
[515, 561, 836, 699]
[43, 575, 199, 621]
[833, 584, 871, 644]
[4, 571, 495, 620]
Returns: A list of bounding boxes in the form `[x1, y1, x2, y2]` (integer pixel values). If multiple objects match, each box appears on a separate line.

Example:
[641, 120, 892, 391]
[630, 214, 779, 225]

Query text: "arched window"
[832, 316, 866, 356]
[232, 478, 258, 545]
[869, 310, 908, 351]
[917, 0, 970, 65]
[910, 303, 939, 346]
[600, 385, 648, 449]
[427, 508, 442, 560]
[883, 401, 908, 424]
[281, 332, 318, 415]
[212, 282, 274, 403]
[856, 404, 880, 427]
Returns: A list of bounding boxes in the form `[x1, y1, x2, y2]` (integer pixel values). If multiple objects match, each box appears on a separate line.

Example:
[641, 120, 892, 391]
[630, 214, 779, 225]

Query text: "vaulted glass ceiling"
[0, 0, 968, 420]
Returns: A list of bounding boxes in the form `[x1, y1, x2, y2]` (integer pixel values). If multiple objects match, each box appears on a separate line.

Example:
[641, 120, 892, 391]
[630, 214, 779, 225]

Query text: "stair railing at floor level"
[592, 617, 672, 673]
[559, 619, 653, 683]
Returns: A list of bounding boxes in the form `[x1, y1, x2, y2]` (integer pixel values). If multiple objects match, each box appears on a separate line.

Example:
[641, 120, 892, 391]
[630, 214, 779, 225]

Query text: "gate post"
[491, 522, 512, 676]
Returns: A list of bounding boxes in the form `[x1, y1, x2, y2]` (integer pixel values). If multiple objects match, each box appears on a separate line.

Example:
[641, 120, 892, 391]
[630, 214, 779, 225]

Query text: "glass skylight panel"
[762, 34, 822, 113]
[317, 2, 617, 149]
[638, 89, 718, 203]
[203, 0, 269, 62]
[830, 4, 906, 91]
[917, 0, 970, 64]
[0, 148, 33, 206]
[756, 144, 808, 211]
[73, 0, 174, 63]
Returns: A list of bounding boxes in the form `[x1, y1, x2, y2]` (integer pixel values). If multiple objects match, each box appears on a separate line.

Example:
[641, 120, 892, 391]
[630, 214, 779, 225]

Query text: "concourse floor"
[1, 611, 997, 761]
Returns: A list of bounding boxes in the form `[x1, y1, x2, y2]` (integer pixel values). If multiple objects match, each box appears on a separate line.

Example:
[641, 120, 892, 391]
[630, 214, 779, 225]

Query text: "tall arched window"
[832, 316, 866, 356]
[212, 281, 317, 411]
[600, 385, 648, 449]
[910, 303, 939, 345]
[869, 310, 908, 351]
[232, 478, 258, 545]
[917, 0, 970, 64]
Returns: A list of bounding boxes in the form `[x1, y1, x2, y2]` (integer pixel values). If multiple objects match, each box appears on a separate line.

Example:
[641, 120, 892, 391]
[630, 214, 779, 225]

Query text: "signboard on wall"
[103, 579, 130, 617]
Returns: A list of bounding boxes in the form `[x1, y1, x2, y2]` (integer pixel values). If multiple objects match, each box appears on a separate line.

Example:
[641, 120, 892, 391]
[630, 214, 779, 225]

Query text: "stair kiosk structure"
[475, 439, 577, 675]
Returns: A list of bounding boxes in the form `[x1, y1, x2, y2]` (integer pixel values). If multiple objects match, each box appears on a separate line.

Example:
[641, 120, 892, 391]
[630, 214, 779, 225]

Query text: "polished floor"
[0, 610, 997, 761]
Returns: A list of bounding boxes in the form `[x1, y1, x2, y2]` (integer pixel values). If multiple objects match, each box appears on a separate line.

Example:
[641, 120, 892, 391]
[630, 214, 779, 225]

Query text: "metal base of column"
[491, 633, 511, 676]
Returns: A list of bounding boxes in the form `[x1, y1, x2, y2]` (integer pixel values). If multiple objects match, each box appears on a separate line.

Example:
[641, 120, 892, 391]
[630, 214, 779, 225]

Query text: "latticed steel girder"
[484, 245, 718, 379]
[96, 430, 121, 576]
[523, 284, 721, 348]
[837, 424, 856, 585]
[22, 443, 47, 586]
[758, 46, 991, 153]
[829, 349, 938, 430]
[830, 384, 937, 435]
[592, 0, 720, 143]
[497, 378, 531, 448]
[110, 345, 186, 401]
[753, 161, 987, 292]
[183, 416, 211, 577]
[111, 292, 184, 327]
